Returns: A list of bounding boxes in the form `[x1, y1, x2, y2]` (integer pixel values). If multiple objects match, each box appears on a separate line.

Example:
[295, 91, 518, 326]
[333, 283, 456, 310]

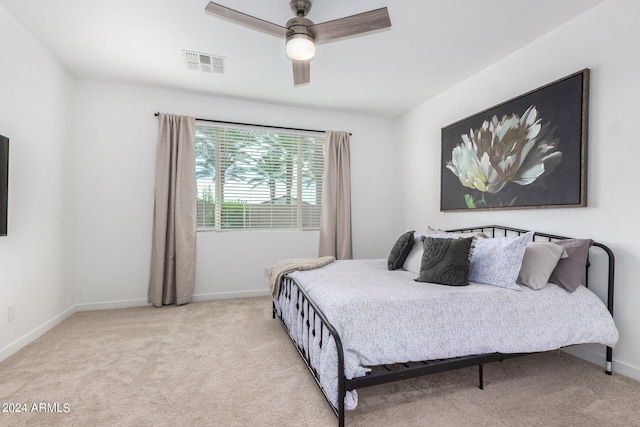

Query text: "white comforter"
[276, 259, 618, 410]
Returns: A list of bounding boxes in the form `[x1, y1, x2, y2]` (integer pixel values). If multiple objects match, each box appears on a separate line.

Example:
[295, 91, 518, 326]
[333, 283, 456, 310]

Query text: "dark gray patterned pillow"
[415, 237, 473, 286]
[387, 230, 415, 270]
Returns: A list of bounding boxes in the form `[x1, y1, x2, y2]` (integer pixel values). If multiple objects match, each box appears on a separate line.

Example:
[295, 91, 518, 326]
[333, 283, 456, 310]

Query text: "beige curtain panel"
[148, 114, 197, 307]
[319, 130, 353, 260]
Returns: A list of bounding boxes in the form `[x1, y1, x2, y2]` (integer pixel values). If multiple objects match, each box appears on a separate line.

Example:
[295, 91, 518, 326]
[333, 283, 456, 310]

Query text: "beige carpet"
[1, 296, 639, 427]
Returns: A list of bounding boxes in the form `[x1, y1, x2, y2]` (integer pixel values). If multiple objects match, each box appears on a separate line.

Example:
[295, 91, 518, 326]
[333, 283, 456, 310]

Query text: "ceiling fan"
[205, 0, 391, 85]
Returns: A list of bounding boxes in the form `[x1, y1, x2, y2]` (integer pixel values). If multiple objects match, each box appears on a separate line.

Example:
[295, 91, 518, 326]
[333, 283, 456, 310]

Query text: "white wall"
[0, 5, 76, 359]
[395, 0, 640, 380]
[74, 81, 397, 308]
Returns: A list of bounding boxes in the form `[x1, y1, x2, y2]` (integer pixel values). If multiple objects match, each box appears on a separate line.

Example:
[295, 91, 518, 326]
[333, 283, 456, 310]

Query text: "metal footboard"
[274, 276, 347, 425]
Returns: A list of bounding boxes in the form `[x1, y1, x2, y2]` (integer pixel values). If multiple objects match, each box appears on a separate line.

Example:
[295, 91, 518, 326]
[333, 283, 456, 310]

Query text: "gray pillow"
[517, 242, 568, 290]
[549, 238, 593, 292]
[387, 230, 415, 270]
[415, 237, 473, 286]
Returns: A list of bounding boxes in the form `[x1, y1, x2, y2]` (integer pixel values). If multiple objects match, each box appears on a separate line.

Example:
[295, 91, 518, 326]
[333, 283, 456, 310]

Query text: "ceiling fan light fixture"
[205, 1, 392, 85]
[286, 33, 315, 60]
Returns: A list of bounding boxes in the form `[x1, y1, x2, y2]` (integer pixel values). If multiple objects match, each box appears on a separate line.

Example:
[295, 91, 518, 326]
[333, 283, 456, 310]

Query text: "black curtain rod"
[153, 112, 350, 135]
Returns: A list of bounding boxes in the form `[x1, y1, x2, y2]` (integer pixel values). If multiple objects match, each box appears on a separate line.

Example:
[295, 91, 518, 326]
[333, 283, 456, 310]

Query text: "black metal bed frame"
[272, 225, 615, 427]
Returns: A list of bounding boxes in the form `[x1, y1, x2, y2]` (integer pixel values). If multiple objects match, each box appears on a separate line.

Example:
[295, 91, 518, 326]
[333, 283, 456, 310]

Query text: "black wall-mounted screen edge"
[0, 134, 8, 236]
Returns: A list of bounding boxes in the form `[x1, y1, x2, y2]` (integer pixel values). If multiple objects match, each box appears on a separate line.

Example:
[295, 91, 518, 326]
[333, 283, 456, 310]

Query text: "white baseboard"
[563, 345, 640, 382]
[192, 289, 269, 301]
[74, 289, 270, 311]
[0, 305, 76, 363]
[75, 299, 150, 312]
[610, 357, 640, 382]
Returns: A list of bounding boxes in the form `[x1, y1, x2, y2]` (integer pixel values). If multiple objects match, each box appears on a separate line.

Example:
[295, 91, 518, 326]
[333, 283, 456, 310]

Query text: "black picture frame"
[441, 69, 589, 211]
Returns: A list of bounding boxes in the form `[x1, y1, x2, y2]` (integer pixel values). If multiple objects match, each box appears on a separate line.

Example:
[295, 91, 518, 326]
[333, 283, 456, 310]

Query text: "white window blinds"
[195, 124, 325, 231]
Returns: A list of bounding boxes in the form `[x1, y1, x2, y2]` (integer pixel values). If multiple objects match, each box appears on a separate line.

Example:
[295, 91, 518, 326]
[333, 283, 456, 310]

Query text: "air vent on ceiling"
[183, 50, 224, 74]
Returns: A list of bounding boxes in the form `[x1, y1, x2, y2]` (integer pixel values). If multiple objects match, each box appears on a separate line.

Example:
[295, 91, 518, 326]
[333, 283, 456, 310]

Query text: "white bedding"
[275, 259, 619, 410]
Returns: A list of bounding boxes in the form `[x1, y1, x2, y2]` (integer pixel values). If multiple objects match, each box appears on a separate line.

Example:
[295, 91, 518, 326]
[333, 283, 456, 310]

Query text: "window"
[195, 124, 325, 231]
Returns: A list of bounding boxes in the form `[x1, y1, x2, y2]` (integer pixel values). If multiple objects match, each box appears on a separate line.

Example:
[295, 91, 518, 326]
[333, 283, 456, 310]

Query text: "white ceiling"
[1, 0, 604, 117]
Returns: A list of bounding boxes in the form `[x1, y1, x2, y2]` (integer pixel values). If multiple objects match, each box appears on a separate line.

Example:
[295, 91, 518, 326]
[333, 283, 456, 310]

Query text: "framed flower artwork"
[440, 69, 589, 211]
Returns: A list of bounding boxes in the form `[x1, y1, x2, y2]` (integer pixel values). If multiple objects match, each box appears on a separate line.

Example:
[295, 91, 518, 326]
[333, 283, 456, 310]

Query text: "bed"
[271, 225, 618, 427]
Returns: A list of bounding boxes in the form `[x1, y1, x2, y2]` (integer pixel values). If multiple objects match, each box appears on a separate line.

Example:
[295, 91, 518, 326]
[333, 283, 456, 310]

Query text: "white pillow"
[402, 240, 424, 274]
[517, 242, 568, 290]
[469, 232, 534, 290]
[402, 233, 458, 274]
[427, 226, 488, 239]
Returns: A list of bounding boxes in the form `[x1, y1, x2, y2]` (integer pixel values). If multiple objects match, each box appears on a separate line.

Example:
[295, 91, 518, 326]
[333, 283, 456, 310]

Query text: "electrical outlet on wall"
[8, 304, 16, 322]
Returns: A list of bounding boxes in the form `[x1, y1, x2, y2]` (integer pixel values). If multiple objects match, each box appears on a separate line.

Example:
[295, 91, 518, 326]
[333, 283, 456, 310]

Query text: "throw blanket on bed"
[269, 256, 335, 298]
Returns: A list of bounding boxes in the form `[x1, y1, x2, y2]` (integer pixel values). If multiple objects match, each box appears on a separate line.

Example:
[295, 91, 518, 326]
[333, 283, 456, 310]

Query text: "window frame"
[195, 123, 325, 232]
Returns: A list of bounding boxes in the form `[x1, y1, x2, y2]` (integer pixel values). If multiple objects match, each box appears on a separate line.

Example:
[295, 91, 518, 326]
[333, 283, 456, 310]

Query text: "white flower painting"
[440, 70, 588, 210]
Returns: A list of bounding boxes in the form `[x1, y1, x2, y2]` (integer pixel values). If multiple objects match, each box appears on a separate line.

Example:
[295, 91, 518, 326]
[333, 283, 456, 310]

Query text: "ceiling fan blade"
[292, 60, 311, 85]
[312, 7, 391, 43]
[205, 2, 287, 38]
